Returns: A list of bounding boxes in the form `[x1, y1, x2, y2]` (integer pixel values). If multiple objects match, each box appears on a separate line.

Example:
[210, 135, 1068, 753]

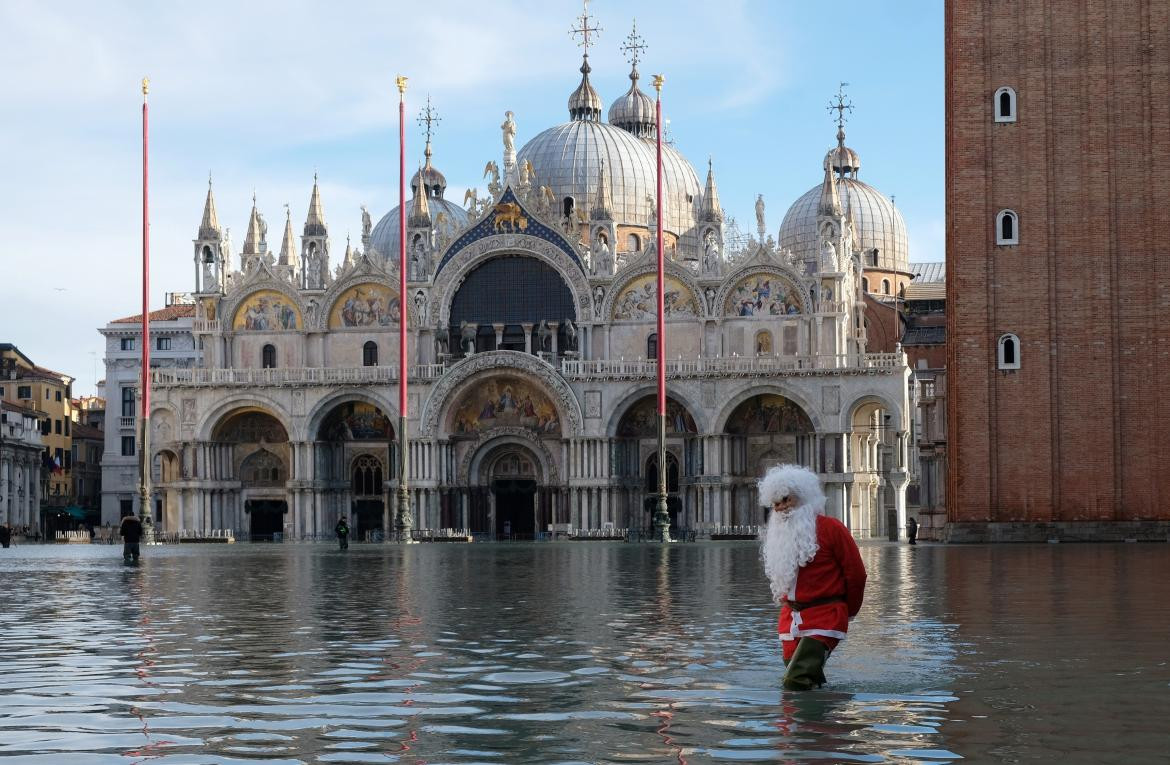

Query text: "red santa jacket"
[777, 514, 867, 644]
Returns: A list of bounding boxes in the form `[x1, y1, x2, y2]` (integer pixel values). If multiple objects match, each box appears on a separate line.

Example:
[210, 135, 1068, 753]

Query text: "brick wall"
[947, 0, 1170, 526]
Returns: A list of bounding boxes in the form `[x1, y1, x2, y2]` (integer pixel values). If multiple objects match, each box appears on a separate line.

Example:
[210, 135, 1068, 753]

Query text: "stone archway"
[721, 392, 817, 526]
[471, 441, 545, 539]
[212, 409, 291, 540]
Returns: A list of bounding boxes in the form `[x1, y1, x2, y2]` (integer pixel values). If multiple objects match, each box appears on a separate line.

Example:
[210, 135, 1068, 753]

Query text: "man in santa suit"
[758, 464, 867, 690]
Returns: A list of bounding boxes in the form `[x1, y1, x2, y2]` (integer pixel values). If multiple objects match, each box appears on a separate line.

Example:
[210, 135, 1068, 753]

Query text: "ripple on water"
[4, 542, 1163, 761]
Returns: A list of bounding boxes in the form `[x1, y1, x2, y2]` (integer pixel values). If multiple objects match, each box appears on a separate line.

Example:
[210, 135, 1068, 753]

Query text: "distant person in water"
[335, 516, 350, 550]
[120, 513, 143, 562]
[759, 464, 867, 690]
[907, 516, 918, 545]
[0, 523, 11, 548]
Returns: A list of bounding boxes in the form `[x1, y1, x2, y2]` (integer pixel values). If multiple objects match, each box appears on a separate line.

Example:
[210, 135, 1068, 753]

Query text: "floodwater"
[0, 542, 1167, 764]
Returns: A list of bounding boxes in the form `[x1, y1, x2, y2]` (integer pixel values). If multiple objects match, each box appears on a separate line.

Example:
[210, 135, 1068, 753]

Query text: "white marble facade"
[142, 59, 912, 541]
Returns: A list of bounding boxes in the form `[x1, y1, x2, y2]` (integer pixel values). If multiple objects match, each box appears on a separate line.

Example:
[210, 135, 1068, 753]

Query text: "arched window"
[202, 245, 214, 263]
[882, 279, 891, 295]
[261, 344, 276, 369]
[998, 333, 1021, 370]
[996, 209, 1018, 245]
[645, 452, 680, 493]
[994, 86, 1017, 122]
[871, 248, 880, 267]
[562, 197, 575, 219]
[362, 341, 378, 367]
[646, 332, 658, 359]
[352, 454, 383, 496]
[862, 277, 869, 293]
[627, 233, 641, 252]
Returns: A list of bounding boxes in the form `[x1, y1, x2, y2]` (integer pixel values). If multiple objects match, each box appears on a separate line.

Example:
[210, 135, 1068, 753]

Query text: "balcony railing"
[192, 319, 221, 333]
[119, 415, 136, 431]
[150, 353, 903, 389]
[153, 364, 445, 388]
[559, 353, 904, 380]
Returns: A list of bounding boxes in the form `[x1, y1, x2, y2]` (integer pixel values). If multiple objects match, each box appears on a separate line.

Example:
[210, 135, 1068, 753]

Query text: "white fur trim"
[757, 464, 826, 511]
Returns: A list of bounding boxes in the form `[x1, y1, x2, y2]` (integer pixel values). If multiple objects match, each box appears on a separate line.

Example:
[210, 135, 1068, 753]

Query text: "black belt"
[783, 595, 845, 611]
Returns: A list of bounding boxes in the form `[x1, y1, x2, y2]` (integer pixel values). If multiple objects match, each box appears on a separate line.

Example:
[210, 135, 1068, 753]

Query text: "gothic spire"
[409, 163, 432, 226]
[278, 205, 298, 266]
[304, 173, 327, 236]
[701, 158, 723, 222]
[591, 159, 613, 219]
[818, 153, 844, 218]
[242, 193, 264, 255]
[198, 176, 220, 239]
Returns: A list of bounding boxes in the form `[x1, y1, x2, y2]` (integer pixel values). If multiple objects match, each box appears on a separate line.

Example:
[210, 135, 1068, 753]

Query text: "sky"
[0, 0, 943, 396]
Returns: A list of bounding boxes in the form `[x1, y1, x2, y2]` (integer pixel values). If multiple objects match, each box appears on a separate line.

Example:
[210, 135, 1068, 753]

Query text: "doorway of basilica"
[477, 446, 547, 540]
[247, 499, 288, 541]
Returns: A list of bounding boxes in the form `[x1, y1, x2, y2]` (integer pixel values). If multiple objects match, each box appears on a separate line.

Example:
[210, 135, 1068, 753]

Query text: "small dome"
[609, 71, 656, 139]
[370, 196, 470, 259]
[828, 128, 861, 177]
[517, 120, 700, 234]
[568, 59, 603, 121]
[411, 152, 446, 198]
[779, 177, 909, 273]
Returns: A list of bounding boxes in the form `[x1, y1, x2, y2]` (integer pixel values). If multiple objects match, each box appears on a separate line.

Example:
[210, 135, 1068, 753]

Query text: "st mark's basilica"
[142, 25, 914, 541]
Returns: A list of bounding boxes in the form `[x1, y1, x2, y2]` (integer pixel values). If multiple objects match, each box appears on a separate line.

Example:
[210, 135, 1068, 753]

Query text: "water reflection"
[0, 542, 1166, 762]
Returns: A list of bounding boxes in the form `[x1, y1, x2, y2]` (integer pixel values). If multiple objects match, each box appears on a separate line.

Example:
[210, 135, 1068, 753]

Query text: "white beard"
[760, 504, 820, 605]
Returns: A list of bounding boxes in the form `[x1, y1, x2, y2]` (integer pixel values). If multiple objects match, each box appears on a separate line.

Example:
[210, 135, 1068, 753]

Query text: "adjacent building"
[97, 300, 198, 524]
[1, 401, 43, 531]
[947, 0, 1170, 539]
[0, 344, 75, 519]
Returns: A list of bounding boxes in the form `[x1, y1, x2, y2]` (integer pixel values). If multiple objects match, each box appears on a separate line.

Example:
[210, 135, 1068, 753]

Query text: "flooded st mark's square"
[0, 542, 1167, 764]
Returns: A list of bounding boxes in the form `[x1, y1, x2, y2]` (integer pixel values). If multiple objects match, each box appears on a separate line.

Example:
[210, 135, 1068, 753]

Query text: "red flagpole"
[652, 74, 670, 542]
[395, 75, 412, 542]
[139, 77, 152, 523]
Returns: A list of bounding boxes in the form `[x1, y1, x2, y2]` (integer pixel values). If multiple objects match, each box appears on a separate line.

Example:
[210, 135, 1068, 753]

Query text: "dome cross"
[570, 0, 602, 55]
[621, 20, 647, 76]
[828, 82, 853, 132]
[417, 95, 440, 148]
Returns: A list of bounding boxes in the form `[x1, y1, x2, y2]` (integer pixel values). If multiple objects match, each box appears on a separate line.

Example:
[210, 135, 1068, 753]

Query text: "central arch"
[461, 430, 561, 539]
[445, 255, 578, 357]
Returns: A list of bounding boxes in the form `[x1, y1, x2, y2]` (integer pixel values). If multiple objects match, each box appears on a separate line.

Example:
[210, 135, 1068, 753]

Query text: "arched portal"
[213, 409, 291, 540]
[848, 398, 893, 540]
[613, 394, 699, 532]
[722, 393, 816, 525]
[446, 255, 576, 358]
[475, 443, 543, 539]
[316, 400, 397, 541]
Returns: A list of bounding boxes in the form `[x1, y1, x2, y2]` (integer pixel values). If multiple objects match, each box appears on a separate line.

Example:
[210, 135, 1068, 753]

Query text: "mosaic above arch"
[617, 396, 698, 438]
[232, 290, 301, 331]
[448, 375, 561, 437]
[328, 283, 401, 329]
[611, 274, 698, 321]
[725, 394, 814, 435]
[724, 273, 804, 317]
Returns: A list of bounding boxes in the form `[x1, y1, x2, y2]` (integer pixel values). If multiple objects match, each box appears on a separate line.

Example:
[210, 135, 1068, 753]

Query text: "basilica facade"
[146, 50, 913, 541]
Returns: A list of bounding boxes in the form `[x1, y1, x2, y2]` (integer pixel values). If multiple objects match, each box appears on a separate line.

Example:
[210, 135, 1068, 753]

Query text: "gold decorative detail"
[141, 77, 150, 96]
[651, 74, 664, 93]
[396, 75, 408, 95]
[492, 201, 528, 233]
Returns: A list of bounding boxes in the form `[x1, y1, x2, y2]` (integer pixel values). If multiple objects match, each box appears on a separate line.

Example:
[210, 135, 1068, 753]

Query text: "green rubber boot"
[782, 637, 829, 691]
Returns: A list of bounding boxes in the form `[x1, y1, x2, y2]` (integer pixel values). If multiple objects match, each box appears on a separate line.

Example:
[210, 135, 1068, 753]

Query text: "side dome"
[517, 121, 699, 234]
[608, 78, 656, 138]
[370, 197, 469, 259]
[778, 178, 909, 273]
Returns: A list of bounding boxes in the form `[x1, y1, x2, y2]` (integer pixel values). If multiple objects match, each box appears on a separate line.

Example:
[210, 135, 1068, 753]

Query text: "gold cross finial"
[570, 0, 602, 55]
[621, 19, 647, 72]
[417, 95, 440, 145]
[828, 82, 853, 130]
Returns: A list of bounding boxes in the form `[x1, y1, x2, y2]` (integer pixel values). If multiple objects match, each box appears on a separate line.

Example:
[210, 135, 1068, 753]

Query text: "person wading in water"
[759, 464, 867, 690]
[120, 513, 143, 562]
[335, 516, 350, 550]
